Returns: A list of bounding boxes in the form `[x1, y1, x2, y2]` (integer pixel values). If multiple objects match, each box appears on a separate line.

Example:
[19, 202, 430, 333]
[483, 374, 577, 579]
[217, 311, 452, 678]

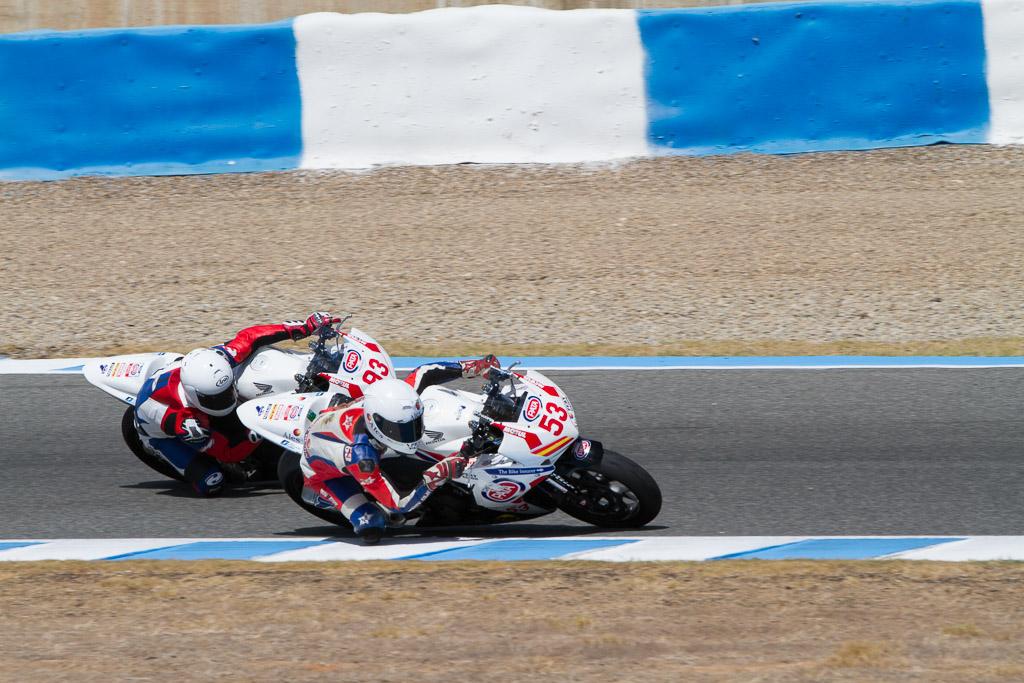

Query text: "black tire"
[557, 450, 662, 528]
[120, 406, 188, 483]
[277, 451, 352, 528]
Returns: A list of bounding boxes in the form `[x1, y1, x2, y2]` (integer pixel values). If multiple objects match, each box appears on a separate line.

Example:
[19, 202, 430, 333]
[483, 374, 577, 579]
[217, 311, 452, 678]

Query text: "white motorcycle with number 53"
[240, 360, 663, 530]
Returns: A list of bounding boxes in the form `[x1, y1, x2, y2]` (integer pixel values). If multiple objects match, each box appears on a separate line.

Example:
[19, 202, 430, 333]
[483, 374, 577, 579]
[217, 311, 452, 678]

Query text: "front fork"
[540, 437, 605, 506]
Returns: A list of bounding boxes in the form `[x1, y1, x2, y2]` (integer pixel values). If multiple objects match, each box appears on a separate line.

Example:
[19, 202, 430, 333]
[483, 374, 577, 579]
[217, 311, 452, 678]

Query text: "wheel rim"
[564, 469, 641, 522]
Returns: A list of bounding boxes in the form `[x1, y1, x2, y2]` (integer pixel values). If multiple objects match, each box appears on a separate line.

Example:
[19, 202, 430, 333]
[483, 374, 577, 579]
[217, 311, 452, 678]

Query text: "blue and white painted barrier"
[2, 356, 1023, 374]
[0, 536, 1022, 561]
[2, 0, 1024, 180]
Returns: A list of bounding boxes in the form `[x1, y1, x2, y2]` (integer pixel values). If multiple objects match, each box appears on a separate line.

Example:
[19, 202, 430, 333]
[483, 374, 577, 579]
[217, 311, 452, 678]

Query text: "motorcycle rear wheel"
[556, 450, 662, 528]
[277, 451, 353, 528]
[120, 406, 188, 483]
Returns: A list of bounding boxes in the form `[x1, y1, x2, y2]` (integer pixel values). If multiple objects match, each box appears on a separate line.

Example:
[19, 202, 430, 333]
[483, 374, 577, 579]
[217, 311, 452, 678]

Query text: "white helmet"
[179, 348, 237, 416]
[362, 378, 424, 454]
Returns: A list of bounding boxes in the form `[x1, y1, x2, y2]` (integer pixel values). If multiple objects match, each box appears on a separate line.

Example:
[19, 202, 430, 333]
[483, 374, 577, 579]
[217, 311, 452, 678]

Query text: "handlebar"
[479, 366, 521, 422]
[464, 415, 502, 457]
[484, 360, 519, 384]
[295, 318, 348, 393]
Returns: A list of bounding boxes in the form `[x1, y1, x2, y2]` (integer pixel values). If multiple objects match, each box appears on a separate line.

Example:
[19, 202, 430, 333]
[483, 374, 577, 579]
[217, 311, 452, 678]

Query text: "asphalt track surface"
[1, 369, 1020, 540]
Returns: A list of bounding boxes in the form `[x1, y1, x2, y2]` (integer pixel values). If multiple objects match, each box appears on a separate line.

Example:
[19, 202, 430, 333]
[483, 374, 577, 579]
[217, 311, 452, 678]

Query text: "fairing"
[236, 390, 335, 455]
[82, 353, 181, 405]
[419, 368, 580, 513]
[318, 327, 397, 400]
[234, 346, 310, 401]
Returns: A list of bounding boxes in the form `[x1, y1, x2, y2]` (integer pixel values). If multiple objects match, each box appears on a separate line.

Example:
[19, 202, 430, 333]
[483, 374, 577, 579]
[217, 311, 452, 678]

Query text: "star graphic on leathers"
[342, 414, 355, 431]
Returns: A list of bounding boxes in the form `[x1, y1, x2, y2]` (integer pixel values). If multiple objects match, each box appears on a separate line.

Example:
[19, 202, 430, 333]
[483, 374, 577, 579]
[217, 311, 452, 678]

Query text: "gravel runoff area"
[2, 144, 1022, 359]
[1, 561, 1022, 682]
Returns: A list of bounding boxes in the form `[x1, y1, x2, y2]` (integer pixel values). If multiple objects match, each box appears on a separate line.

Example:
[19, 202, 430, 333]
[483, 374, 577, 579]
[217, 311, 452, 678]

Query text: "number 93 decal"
[361, 358, 391, 384]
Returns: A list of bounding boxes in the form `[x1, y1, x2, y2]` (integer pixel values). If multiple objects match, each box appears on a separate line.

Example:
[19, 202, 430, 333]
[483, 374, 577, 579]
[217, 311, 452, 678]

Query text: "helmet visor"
[372, 413, 423, 445]
[195, 386, 237, 413]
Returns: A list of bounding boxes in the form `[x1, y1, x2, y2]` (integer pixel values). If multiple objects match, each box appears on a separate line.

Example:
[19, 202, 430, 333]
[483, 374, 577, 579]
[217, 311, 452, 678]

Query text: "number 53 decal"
[538, 403, 568, 436]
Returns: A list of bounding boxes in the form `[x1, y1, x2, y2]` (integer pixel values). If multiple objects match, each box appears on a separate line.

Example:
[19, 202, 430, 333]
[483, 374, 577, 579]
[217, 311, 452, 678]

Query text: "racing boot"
[222, 461, 258, 486]
[357, 526, 384, 545]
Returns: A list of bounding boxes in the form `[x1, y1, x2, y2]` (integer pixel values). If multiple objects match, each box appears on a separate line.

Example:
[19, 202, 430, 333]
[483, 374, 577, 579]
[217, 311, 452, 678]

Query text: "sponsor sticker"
[482, 479, 527, 503]
[563, 395, 576, 422]
[346, 333, 380, 352]
[573, 440, 592, 460]
[215, 374, 230, 388]
[500, 426, 529, 440]
[343, 349, 362, 373]
[261, 404, 302, 420]
[517, 373, 546, 390]
[523, 396, 542, 422]
[484, 467, 552, 476]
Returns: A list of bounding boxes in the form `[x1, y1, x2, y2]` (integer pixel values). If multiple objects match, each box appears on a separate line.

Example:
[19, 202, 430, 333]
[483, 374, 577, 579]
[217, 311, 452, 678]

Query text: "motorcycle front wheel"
[556, 450, 662, 528]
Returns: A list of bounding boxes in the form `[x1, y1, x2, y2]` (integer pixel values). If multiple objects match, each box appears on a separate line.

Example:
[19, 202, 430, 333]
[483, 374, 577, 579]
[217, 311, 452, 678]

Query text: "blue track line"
[712, 537, 965, 560]
[3, 537, 1020, 561]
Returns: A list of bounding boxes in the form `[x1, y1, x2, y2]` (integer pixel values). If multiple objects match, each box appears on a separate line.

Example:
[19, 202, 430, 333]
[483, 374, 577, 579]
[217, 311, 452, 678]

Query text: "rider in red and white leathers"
[301, 355, 499, 544]
[133, 312, 339, 496]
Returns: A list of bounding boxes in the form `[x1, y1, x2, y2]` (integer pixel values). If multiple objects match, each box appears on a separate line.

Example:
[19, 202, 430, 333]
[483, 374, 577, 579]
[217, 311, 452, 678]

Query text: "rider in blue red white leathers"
[301, 355, 500, 544]
[133, 312, 339, 496]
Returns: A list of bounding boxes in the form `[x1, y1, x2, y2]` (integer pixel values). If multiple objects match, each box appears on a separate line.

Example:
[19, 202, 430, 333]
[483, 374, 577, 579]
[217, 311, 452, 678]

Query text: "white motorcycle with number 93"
[82, 318, 400, 486]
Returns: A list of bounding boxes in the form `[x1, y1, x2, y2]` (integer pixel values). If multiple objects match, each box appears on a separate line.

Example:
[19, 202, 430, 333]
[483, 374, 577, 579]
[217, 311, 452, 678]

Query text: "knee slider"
[184, 454, 225, 497]
[348, 502, 386, 533]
